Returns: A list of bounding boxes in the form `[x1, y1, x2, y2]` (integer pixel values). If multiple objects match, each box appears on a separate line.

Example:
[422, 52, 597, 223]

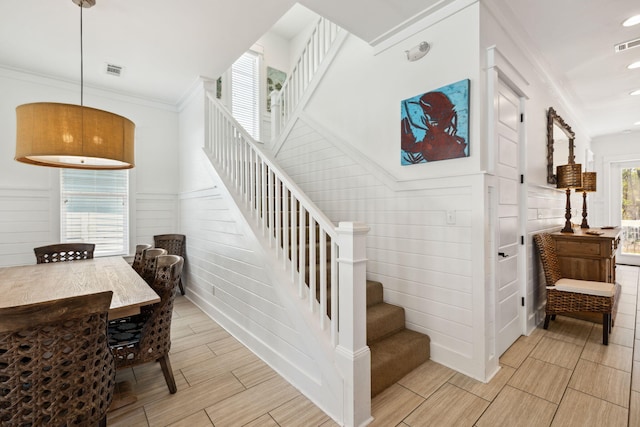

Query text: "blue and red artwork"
[401, 79, 469, 165]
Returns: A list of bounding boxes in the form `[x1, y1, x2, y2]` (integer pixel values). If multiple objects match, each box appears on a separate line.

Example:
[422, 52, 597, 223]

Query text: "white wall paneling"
[275, 117, 489, 379]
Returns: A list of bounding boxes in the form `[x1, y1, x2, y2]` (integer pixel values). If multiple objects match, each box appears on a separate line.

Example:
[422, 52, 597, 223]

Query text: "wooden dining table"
[0, 256, 160, 319]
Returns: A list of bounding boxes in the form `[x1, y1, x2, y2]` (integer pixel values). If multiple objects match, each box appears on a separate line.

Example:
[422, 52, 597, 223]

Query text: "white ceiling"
[490, 0, 640, 137]
[1, 0, 638, 138]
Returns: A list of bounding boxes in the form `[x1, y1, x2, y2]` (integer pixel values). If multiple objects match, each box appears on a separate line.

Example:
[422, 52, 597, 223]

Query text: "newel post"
[269, 91, 281, 146]
[336, 221, 372, 427]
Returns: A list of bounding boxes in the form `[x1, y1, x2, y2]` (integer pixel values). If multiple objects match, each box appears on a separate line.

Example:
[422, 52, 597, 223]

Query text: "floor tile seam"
[266, 394, 312, 425]
[478, 384, 559, 427]
[395, 381, 452, 423]
[441, 382, 492, 427]
[565, 384, 631, 409]
[396, 382, 460, 425]
[142, 404, 151, 427]
[444, 381, 494, 404]
[518, 337, 588, 375]
[578, 353, 634, 374]
[625, 270, 640, 424]
[574, 351, 635, 378]
[503, 379, 566, 407]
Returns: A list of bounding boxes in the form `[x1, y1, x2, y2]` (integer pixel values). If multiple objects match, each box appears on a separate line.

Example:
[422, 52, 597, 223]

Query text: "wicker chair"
[0, 291, 115, 426]
[34, 243, 95, 263]
[132, 243, 153, 275]
[140, 247, 168, 284]
[154, 234, 186, 295]
[534, 233, 620, 345]
[109, 255, 184, 394]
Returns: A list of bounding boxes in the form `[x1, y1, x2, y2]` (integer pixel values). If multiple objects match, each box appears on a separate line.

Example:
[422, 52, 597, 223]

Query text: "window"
[231, 51, 261, 140]
[60, 169, 129, 256]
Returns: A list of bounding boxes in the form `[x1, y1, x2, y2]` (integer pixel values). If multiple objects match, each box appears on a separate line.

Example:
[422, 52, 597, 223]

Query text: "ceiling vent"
[615, 37, 640, 53]
[105, 63, 123, 77]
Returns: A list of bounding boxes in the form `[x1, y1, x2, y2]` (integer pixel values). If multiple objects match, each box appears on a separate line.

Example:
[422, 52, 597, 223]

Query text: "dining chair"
[109, 255, 184, 394]
[0, 291, 115, 426]
[153, 234, 186, 295]
[132, 243, 153, 275]
[34, 242, 95, 263]
[533, 233, 620, 345]
[140, 247, 168, 284]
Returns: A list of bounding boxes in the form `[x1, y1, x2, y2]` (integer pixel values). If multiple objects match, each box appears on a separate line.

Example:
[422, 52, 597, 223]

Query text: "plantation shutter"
[231, 51, 260, 141]
[60, 169, 129, 257]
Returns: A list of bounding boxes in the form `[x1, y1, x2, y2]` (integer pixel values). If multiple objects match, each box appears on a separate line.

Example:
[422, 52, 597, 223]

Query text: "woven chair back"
[34, 243, 95, 263]
[153, 234, 185, 257]
[140, 248, 168, 284]
[0, 291, 115, 425]
[132, 243, 153, 275]
[142, 255, 184, 356]
[533, 233, 563, 286]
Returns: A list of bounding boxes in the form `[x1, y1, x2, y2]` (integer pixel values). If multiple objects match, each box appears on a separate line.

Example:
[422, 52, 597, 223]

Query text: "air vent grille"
[105, 63, 123, 77]
[615, 37, 640, 53]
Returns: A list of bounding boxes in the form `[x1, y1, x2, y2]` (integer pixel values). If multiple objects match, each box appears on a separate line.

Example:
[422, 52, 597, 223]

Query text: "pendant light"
[15, 0, 135, 170]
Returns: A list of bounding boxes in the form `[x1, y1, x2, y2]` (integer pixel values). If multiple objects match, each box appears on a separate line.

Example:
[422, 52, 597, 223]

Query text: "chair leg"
[159, 354, 177, 393]
[602, 313, 610, 345]
[543, 314, 551, 329]
[179, 277, 185, 295]
[99, 415, 107, 427]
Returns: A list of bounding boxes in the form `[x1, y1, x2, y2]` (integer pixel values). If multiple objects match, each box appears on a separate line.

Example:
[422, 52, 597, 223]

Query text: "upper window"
[60, 169, 129, 257]
[231, 51, 261, 141]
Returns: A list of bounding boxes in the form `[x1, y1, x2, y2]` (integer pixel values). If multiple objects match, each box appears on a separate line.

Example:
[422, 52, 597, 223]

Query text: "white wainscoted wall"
[275, 116, 490, 379]
[0, 67, 180, 267]
[480, 1, 593, 334]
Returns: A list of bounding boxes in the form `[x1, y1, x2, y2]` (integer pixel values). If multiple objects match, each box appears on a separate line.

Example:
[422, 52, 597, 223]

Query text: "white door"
[495, 80, 523, 356]
[611, 160, 640, 266]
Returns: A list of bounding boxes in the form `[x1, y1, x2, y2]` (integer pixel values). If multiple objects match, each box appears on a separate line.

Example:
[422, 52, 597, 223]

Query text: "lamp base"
[561, 188, 574, 233]
[580, 190, 589, 229]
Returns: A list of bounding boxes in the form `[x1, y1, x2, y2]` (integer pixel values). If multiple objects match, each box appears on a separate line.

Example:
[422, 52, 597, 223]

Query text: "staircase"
[367, 280, 430, 396]
[202, 15, 431, 424]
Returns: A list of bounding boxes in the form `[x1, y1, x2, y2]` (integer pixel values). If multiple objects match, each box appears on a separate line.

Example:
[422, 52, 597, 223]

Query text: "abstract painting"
[400, 79, 470, 165]
[267, 67, 287, 112]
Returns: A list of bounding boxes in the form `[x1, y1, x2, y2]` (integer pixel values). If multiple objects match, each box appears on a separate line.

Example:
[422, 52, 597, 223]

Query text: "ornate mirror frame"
[547, 107, 575, 185]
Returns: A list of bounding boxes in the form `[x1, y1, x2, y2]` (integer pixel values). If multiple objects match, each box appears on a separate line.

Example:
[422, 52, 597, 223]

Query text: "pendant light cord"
[80, 1, 84, 107]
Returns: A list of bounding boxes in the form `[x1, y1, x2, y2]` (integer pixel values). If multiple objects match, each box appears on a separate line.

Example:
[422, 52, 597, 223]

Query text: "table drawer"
[556, 240, 602, 257]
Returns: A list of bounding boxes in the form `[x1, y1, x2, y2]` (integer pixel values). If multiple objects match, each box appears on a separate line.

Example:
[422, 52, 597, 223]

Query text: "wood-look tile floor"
[107, 265, 640, 426]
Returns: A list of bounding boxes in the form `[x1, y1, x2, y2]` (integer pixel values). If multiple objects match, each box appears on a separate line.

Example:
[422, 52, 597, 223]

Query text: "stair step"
[366, 280, 383, 307]
[370, 329, 430, 397]
[367, 303, 405, 344]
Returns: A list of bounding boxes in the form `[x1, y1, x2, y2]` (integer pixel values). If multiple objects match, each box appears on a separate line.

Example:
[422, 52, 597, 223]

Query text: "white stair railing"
[204, 92, 371, 426]
[206, 94, 339, 339]
[270, 17, 342, 139]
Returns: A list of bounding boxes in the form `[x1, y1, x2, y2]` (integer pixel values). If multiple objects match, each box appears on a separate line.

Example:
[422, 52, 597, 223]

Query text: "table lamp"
[557, 163, 583, 233]
[576, 171, 597, 229]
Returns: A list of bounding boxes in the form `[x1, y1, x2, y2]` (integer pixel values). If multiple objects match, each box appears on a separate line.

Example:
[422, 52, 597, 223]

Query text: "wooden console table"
[550, 228, 621, 325]
[550, 228, 620, 284]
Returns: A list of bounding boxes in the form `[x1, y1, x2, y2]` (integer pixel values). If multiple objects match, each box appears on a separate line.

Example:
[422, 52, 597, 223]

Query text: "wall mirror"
[547, 107, 575, 185]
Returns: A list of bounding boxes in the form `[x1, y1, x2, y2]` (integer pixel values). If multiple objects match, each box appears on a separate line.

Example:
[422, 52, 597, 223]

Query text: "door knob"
[498, 252, 509, 258]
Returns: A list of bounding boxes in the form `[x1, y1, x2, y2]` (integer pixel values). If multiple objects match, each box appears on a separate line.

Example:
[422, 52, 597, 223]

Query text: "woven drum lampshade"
[557, 163, 582, 233]
[15, 103, 135, 169]
[556, 163, 583, 189]
[577, 171, 597, 193]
